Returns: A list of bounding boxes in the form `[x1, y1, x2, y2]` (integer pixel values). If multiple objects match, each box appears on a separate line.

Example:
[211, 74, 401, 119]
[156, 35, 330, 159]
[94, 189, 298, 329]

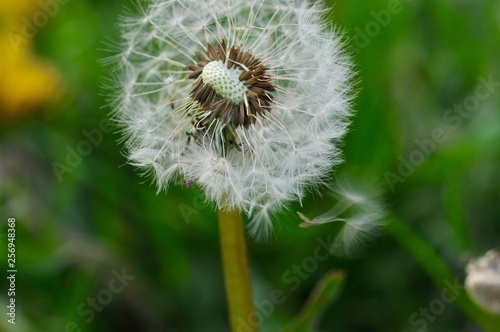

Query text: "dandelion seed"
[107, 0, 354, 239]
[298, 177, 386, 255]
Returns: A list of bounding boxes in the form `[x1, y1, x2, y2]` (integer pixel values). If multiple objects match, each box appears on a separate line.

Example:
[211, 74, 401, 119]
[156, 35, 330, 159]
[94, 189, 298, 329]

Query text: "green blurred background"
[1, 0, 499, 331]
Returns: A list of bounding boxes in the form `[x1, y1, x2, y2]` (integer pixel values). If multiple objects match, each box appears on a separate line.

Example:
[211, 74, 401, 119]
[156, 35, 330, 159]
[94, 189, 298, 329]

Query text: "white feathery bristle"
[298, 177, 386, 255]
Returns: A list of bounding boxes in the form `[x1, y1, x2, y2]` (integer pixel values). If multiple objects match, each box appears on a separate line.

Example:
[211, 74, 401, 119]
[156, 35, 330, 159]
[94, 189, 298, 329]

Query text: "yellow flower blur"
[0, 0, 61, 119]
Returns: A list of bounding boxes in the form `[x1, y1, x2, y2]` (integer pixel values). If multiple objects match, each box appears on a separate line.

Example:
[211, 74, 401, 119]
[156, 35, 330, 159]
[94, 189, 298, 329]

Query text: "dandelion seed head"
[465, 250, 500, 314]
[108, 0, 354, 238]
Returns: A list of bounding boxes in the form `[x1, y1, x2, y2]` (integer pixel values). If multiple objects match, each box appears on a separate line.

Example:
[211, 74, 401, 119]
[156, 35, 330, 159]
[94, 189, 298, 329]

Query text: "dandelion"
[465, 250, 500, 314]
[107, 0, 353, 330]
[108, 0, 353, 237]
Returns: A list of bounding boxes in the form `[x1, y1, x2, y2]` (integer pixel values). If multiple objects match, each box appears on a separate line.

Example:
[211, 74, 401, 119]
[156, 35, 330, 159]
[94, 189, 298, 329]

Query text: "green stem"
[385, 216, 500, 332]
[218, 209, 258, 332]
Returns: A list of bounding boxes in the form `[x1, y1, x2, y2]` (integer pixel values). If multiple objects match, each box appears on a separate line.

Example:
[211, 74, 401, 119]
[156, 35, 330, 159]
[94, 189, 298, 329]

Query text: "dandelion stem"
[218, 209, 258, 331]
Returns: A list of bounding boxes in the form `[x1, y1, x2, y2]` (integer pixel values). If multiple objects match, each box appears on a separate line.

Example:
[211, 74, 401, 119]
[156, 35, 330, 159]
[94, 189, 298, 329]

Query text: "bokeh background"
[1, 0, 499, 331]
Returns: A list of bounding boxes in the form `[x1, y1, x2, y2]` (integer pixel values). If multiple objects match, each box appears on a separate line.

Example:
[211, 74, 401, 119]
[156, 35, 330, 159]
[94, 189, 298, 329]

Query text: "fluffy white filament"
[298, 177, 386, 255]
[108, 0, 354, 238]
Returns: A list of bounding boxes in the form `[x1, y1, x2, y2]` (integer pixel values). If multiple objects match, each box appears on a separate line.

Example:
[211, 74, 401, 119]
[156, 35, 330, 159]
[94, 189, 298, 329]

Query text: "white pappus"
[107, 0, 355, 239]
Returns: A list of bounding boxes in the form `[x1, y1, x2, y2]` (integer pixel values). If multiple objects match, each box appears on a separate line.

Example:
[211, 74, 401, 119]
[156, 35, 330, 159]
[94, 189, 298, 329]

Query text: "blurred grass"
[1, 0, 499, 331]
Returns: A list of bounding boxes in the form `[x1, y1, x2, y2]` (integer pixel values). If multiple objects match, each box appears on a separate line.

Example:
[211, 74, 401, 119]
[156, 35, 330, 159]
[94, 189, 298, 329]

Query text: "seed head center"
[187, 40, 275, 131]
[201, 61, 246, 104]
